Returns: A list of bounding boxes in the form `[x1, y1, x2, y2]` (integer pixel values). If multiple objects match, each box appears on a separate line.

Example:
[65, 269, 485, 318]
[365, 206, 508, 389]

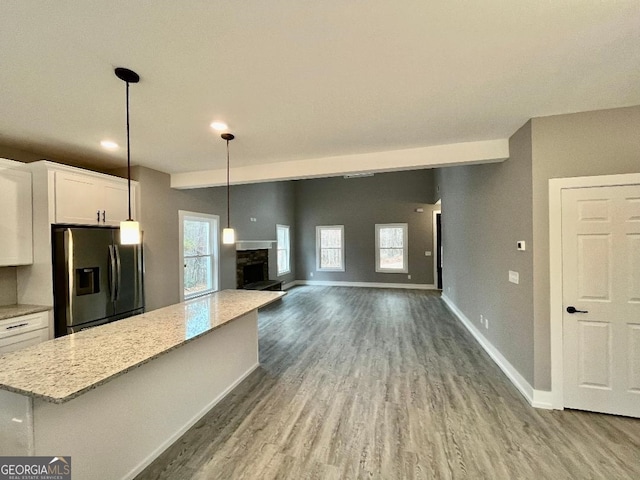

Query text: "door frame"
[549, 172, 640, 409]
[432, 207, 441, 289]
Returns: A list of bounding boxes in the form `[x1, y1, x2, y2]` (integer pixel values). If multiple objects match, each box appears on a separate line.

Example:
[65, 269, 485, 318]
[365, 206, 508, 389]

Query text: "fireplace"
[243, 262, 268, 285]
[236, 248, 282, 291]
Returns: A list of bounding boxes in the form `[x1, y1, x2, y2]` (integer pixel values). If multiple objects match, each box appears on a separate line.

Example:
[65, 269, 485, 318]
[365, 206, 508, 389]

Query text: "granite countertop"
[0, 290, 284, 404]
[0, 304, 52, 321]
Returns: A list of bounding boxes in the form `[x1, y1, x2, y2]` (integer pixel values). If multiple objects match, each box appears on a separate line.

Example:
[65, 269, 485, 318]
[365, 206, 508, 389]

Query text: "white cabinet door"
[103, 181, 135, 225]
[0, 311, 50, 353]
[0, 168, 33, 265]
[0, 328, 49, 354]
[55, 172, 103, 224]
[54, 171, 138, 226]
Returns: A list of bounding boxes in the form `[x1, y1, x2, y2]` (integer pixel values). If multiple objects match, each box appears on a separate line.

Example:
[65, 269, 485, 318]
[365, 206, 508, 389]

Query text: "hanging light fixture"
[221, 132, 235, 245]
[115, 67, 141, 245]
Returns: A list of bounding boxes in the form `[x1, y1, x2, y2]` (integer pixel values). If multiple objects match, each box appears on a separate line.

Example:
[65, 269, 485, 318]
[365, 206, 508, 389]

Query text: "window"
[276, 224, 291, 275]
[179, 211, 220, 300]
[376, 223, 408, 273]
[316, 225, 345, 271]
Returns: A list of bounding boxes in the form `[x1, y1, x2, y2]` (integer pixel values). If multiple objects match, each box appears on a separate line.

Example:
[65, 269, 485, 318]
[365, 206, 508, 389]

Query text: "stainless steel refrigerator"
[52, 226, 144, 337]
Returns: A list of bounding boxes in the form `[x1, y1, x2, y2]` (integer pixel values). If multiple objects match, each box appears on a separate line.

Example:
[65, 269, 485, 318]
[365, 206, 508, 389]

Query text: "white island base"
[0, 291, 283, 480]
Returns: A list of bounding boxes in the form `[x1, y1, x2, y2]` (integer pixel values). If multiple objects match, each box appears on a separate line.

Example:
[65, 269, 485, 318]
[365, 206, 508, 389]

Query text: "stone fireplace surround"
[236, 249, 269, 289]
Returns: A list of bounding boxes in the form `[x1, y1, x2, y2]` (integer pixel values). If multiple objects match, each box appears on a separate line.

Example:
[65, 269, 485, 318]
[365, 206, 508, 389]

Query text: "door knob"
[566, 306, 589, 314]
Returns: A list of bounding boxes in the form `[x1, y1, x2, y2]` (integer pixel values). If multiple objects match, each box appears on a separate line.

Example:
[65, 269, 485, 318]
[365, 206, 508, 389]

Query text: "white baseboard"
[282, 281, 299, 290]
[532, 390, 554, 410]
[441, 295, 552, 410]
[294, 280, 436, 290]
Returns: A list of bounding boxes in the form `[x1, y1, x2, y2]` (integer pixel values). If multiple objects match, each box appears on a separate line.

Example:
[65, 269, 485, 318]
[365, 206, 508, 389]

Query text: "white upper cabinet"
[102, 181, 132, 223]
[54, 170, 138, 226]
[0, 164, 33, 266]
[54, 171, 102, 224]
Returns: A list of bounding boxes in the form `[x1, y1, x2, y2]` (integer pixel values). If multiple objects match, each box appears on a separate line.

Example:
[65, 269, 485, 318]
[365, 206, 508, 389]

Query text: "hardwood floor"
[136, 286, 640, 479]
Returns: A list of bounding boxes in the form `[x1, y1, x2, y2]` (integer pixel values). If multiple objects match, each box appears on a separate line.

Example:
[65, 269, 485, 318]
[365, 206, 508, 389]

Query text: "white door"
[562, 184, 640, 417]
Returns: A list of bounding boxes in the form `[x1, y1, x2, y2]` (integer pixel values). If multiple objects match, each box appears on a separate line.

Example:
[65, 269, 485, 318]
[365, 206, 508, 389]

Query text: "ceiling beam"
[170, 139, 509, 189]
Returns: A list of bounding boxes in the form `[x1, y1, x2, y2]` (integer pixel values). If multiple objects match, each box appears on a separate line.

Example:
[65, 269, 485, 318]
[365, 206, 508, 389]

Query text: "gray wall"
[436, 105, 640, 391]
[530, 105, 640, 389]
[231, 182, 296, 286]
[0, 143, 118, 175]
[435, 121, 535, 385]
[0, 145, 45, 163]
[294, 170, 437, 285]
[132, 167, 234, 311]
[131, 167, 296, 311]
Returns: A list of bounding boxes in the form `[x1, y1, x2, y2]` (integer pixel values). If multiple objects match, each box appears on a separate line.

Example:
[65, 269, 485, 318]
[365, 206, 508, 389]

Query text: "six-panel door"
[562, 185, 640, 418]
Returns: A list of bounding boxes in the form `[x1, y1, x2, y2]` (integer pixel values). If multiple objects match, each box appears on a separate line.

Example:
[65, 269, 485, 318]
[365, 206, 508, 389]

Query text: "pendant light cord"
[125, 81, 132, 221]
[226, 138, 231, 228]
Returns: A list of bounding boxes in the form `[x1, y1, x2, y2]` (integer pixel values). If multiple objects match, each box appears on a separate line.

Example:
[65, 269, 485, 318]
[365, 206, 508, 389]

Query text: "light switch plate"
[517, 241, 526, 251]
[509, 270, 519, 284]
[425, 251, 432, 256]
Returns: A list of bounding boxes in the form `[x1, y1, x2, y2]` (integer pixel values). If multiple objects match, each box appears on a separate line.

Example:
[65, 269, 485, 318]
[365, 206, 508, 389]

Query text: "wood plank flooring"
[136, 286, 640, 479]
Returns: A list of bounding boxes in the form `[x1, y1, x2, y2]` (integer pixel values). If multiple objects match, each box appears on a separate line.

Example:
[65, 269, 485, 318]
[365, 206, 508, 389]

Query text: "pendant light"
[221, 132, 235, 245]
[115, 67, 141, 245]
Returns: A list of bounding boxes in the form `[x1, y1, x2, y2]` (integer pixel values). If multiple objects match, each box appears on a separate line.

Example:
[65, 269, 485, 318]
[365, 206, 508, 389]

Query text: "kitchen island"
[0, 289, 284, 479]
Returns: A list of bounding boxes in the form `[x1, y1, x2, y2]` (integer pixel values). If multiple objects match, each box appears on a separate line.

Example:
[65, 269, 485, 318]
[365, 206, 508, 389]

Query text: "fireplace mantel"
[235, 240, 276, 251]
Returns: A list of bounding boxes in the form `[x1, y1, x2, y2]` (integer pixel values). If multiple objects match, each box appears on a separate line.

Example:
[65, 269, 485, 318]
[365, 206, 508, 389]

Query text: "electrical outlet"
[480, 314, 484, 325]
[408, 274, 411, 280]
[485, 318, 489, 329]
[310, 272, 314, 278]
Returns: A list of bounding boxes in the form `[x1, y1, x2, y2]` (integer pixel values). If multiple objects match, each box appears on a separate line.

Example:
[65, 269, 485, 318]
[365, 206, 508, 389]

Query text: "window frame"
[179, 210, 220, 301]
[316, 225, 345, 272]
[276, 224, 291, 276]
[375, 223, 409, 273]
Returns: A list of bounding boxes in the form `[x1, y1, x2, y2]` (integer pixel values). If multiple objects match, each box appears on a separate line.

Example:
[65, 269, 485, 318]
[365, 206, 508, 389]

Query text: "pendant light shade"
[222, 227, 235, 245]
[120, 220, 141, 244]
[115, 67, 141, 245]
[222, 132, 235, 245]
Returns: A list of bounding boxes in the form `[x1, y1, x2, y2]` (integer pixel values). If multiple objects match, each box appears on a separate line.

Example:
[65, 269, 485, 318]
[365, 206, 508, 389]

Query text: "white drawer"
[0, 327, 49, 354]
[0, 311, 49, 341]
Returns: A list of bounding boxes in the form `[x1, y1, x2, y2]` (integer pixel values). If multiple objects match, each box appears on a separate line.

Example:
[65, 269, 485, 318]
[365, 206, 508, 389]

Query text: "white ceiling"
[1, 1, 639, 176]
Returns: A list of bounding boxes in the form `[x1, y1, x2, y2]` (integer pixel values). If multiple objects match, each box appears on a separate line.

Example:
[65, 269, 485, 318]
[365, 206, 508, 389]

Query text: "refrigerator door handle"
[114, 245, 122, 302]
[66, 229, 74, 326]
[108, 245, 117, 302]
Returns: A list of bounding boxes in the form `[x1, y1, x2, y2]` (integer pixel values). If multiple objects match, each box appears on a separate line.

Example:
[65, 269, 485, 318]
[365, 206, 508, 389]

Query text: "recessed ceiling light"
[210, 121, 228, 131]
[100, 140, 119, 150]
